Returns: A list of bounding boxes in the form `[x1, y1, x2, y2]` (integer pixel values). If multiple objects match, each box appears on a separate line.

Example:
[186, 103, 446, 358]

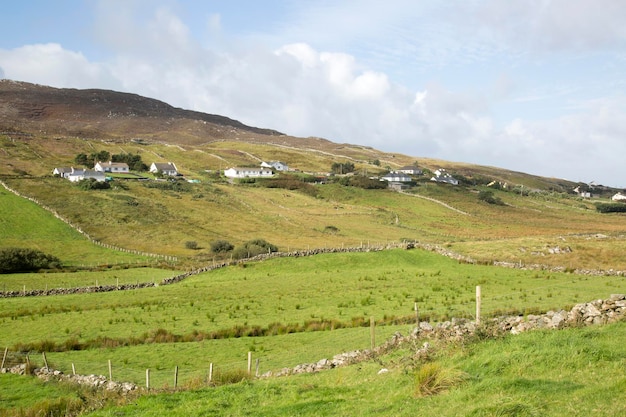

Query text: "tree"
[331, 162, 355, 175]
[89, 150, 110, 164]
[74, 153, 90, 167]
[478, 190, 504, 205]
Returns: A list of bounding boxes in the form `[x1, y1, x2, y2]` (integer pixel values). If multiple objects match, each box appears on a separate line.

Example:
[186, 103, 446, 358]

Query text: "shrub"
[185, 241, 199, 250]
[211, 240, 234, 253]
[478, 190, 504, 205]
[232, 239, 278, 260]
[0, 248, 62, 273]
[595, 202, 626, 213]
[77, 178, 110, 190]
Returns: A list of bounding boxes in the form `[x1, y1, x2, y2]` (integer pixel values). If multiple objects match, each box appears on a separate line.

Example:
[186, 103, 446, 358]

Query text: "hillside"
[1, 80, 625, 272]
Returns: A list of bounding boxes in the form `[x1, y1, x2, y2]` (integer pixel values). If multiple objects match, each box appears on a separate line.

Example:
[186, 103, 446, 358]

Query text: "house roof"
[152, 162, 177, 170]
[97, 161, 129, 168]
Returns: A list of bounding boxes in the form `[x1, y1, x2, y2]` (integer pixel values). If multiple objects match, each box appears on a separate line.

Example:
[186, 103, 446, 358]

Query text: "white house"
[261, 161, 289, 171]
[52, 167, 73, 178]
[94, 161, 129, 173]
[611, 192, 626, 202]
[381, 172, 412, 182]
[150, 162, 178, 176]
[397, 165, 422, 175]
[224, 167, 274, 178]
[67, 168, 106, 183]
[431, 169, 459, 185]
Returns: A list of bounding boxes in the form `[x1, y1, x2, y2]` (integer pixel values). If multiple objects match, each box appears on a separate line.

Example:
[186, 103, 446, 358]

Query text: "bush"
[0, 248, 62, 273]
[595, 202, 626, 213]
[77, 178, 110, 190]
[185, 241, 199, 250]
[414, 363, 466, 397]
[232, 239, 278, 260]
[478, 190, 504, 205]
[210, 240, 234, 253]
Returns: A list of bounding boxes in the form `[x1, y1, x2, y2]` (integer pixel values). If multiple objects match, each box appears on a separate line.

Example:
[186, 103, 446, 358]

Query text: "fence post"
[247, 352, 252, 374]
[414, 302, 419, 327]
[476, 285, 482, 324]
[370, 316, 375, 349]
[108, 359, 112, 381]
[255, 358, 260, 377]
[72, 363, 76, 375]
[174, 366, 179, 389]
[146, 369, 150, 390]
[1, 347, 7, 368]
[42, 352, 48, 370]
[209, 363, 213, 383]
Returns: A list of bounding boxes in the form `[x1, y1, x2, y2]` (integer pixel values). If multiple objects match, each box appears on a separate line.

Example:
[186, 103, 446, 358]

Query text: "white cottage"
[224, 167, 274, 178]
[94, 161, 129, 173]
[150, 162, 178, 176]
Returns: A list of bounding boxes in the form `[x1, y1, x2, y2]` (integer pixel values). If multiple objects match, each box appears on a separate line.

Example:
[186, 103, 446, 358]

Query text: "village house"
[261, 161, 289, 171]
[431, 169, 459, 185]
[149, 162, 178, 176]
[224, 167, 274, 179]
[611, 192, 626, 202]
[397, 165, 422, 175]
[52, 167, 73, 178]
[94, 161, 129, 173]
[381, 172, 412, 183]
[67, 168, 106, 183]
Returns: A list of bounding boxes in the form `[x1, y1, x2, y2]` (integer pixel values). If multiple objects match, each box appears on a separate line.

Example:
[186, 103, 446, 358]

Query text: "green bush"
[0, 248, 62, 273]
[210, 240, 234, 253]
[77, 178, 110, 190]
[595, 202, 626, 213]
[232, 239, 278, 260]
[478, 190, 504, 205]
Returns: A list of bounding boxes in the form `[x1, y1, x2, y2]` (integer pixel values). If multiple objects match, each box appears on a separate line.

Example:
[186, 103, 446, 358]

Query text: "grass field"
[9, 321, 620, 417]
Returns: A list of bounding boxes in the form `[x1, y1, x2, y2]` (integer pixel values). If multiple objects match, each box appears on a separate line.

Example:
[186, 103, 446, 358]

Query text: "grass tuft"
[414, 362, 466, 397]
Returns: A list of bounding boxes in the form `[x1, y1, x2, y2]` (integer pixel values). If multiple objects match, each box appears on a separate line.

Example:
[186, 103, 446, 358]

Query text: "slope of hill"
[1, 79, 625, 272]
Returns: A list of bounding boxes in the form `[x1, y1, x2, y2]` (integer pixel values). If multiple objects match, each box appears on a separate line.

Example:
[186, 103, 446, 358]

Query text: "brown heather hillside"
[0, 79, 591, 190]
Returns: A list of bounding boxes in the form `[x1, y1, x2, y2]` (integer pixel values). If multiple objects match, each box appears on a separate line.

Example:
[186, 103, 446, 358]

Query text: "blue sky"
[1, 0, 626, 187]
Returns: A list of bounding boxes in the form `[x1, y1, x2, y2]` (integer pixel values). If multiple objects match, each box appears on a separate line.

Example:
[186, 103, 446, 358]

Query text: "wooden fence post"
[247, 352, 252, 374]
[476, 285, 482, 324]
[72, 363, 76, 375]
[108, 359, 112, 381]
[255, 358, 260, 377]
[370, 316, 375, 349]
[146, 369, 150, 390]
[209, 363, 213, 383]
[42, 352, 48, 370]
[1, 347, 7, 369]
[414, 302, 419, 327]
[174, 366, 179, 389]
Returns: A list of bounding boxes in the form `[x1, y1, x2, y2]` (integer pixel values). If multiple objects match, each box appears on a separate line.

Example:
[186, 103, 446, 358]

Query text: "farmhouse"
[67, 168, 106, 182]
[94, 161, 129, 173]
[397, 165, 422, 175]
[261, 161, 289, 171]
[431, 169, 459, 185]
[611, 192, 626, 202]
[224, 167, 274, 179]
[381, 172, 412, 183]
[52, 167, 73, 178]
[150, 162, 178, 176]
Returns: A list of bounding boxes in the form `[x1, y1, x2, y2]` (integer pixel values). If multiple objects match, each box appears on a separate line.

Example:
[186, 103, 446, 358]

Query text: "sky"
[1, 0, 626, 187]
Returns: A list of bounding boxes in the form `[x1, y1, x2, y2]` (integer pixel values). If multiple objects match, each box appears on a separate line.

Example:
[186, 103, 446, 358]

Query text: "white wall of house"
[224, 167, 274, 178]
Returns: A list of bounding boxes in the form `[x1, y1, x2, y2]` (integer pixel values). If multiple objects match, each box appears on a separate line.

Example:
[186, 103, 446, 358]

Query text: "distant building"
[430, 169, 458, 185]
[67, 168, 106, 182]
[94, 161, 129, 173]
[381, 172, 412, 183]
[611, 192, 626, 202]
[397, 165, 422, 175]
[224, 167, 274, 178]
[261, 161, 289, 171]
[150, 162, 178, 176]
